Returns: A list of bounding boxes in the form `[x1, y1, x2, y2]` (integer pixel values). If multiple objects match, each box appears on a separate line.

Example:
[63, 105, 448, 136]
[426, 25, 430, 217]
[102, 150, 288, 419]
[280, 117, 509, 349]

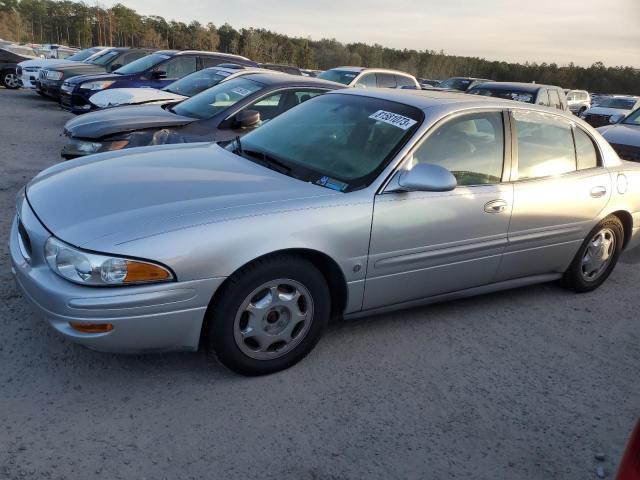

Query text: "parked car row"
[7, 46, 640, 374]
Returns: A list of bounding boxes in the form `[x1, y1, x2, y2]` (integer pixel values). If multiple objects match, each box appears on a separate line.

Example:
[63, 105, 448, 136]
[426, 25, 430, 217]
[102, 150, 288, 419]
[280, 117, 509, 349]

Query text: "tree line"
[1, 0, 639, 94]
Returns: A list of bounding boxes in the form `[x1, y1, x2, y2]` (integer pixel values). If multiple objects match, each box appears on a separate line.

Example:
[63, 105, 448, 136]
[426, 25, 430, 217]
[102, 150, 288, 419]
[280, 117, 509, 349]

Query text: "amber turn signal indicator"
[69, 322, 114, 334]
[124, 261, 172, 283]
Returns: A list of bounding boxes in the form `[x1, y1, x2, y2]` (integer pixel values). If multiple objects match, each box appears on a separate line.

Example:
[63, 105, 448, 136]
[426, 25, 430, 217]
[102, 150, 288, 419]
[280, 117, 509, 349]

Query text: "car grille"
[38, 69, 46, 79]
[583, 114, 611, 127]
[610, 143, 640, 163]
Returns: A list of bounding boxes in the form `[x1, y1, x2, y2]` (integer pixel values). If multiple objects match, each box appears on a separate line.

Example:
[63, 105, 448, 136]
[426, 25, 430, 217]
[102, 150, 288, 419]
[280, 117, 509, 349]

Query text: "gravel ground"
[1, 88, 639, 480]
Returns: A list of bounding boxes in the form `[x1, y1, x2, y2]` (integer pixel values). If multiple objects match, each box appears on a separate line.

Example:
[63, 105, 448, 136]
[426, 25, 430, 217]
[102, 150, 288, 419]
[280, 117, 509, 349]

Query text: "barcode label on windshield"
[369, 110, 417, 130]
[231, 87, 253, 96]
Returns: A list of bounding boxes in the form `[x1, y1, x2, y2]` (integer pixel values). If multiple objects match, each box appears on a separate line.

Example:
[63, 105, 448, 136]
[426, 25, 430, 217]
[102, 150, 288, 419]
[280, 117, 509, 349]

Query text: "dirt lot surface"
[1, 88, 639, 480]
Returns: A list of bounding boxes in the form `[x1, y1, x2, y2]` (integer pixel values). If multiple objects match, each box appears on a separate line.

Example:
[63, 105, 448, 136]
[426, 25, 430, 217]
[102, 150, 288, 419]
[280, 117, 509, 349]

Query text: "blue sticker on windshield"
[316, 176, 348, 191]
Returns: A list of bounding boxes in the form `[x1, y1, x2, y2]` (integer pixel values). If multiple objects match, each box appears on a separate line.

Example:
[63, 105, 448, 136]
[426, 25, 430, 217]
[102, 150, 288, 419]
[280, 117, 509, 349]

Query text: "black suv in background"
[37, 47, 155, 99]
[1, 45, 37, 89]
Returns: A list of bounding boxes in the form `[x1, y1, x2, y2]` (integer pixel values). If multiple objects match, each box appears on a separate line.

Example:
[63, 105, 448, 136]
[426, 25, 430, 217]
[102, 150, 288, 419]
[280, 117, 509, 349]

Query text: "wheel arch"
[609, 210, 633, 249]
[200, 248, 349, 344]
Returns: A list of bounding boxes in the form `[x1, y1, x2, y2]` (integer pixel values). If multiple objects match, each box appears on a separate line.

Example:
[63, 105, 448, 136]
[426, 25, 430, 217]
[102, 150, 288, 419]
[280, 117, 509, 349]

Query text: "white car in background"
[317, 66, 420, 89]
[17, 47, 107, 89]
[89, 66, 278, 109]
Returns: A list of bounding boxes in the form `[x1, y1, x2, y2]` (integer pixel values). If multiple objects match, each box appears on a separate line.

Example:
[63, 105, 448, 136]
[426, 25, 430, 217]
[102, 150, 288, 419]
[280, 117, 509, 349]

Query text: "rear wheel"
[562, 216, 623, 292]
[204, 255, 330, 375]
[2, 70, 19, 89]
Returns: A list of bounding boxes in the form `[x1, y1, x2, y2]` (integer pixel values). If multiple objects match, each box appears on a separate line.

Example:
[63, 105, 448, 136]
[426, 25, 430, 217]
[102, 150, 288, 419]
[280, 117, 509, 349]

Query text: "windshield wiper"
[242, 148, 291, 174]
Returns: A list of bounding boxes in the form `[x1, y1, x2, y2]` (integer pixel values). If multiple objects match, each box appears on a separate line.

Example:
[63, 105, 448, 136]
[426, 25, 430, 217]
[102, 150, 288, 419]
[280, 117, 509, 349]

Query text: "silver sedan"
[11, 89, 640, 375]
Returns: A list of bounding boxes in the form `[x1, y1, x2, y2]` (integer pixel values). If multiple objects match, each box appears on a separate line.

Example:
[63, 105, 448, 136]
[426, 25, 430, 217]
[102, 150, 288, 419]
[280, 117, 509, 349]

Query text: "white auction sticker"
[369, 110, 417, 130]
[231, 87, 253, 96]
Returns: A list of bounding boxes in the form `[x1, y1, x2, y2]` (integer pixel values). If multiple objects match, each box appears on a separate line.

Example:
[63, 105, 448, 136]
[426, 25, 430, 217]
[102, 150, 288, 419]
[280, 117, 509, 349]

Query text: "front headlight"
[45, 70, 63, 80]
[80, 80, 116, 90]
[44, 237, 173, 286]
[69, 139, 103, 154]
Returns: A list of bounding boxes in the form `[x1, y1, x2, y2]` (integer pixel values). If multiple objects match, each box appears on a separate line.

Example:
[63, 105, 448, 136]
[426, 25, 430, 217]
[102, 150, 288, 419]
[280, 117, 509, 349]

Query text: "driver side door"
[363, 110, 514, 309]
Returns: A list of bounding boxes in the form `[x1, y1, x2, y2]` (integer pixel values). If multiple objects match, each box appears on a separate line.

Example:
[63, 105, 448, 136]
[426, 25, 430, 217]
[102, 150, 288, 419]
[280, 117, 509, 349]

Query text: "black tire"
[204, 255, 330, 376]
[562, 215, 624, 293]
[2, 70, 20, 89]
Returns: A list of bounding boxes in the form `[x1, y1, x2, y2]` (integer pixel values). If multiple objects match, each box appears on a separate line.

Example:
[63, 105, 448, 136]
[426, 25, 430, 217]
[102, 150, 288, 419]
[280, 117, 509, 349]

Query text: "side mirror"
[394, 163, 457, 192]
[152, 70, 167, 79]
[609, 114, 624, 124]
[234, 110, 261, 129]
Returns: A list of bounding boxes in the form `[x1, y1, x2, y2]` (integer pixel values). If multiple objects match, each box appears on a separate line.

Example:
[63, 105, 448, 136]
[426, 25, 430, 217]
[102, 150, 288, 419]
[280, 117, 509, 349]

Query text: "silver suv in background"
[317, 66, 420, 89]
[565, 89, 591, 115]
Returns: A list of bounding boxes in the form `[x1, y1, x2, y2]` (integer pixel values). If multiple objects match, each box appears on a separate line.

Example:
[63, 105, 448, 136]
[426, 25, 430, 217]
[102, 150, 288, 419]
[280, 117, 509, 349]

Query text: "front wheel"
[204, 255, 330, 375]
[562, 216, 624, 292]
[2, 70, 20, 89]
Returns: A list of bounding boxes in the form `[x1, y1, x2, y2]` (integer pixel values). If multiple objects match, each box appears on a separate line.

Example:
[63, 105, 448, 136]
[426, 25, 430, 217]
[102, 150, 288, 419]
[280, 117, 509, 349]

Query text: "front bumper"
[60, 87, 93, 114]
[10, 202, 225, 353]
[19, 71, 38, 89]
[38, 78, 64, 99]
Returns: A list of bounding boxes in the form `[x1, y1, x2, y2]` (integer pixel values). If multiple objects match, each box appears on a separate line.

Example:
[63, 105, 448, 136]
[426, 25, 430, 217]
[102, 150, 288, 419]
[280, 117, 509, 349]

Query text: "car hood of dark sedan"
[26, 142, 337, 247]
[64, 104, 197, 139]
[597, 123, 640, 148]
[53, 63, 107, 77]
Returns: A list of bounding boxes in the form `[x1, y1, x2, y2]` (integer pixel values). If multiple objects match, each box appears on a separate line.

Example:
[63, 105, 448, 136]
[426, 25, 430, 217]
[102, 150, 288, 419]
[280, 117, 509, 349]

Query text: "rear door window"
[376, 73, 397, 88]
[161, 56, 198, 80]
[513, 110, 576, 179]
[574, 128, 599, 170]
[354, 73, 377, 88]
[548, 90, 562, 110]
[536, 89, 550, 107]
[395, 75, 416, 88]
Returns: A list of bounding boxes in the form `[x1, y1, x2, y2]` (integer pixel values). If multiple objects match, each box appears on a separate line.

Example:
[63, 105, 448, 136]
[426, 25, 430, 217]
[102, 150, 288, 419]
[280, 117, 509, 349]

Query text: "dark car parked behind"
[467, 82, 569, 111]
[37, 47, 154, 99]
[61, 73, 343, 158]
[259, 63, 303, 75]
[60, 50, 259, 114]
[1, 45, 37, 89]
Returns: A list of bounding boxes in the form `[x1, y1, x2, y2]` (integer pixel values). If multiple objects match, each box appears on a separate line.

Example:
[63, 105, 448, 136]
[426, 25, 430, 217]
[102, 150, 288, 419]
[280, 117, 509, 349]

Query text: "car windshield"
[468, 88, 535, 103]
[595, 97, 637, 110]
[317, 69, 359, 85]
[235, 94, 423, 191]
[437, 78, 473, 91]
[89, 50, 120, 66]
[171, 77, 264, 119]
[114, 53, 169, 75]
[164, 69, 233, 96]
[622, 108, 640, 125]
[65, 48, 99, 62]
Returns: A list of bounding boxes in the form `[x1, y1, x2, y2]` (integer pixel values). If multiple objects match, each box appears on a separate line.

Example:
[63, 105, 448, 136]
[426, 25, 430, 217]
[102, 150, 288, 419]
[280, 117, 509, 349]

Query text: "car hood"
[26, 143, 336, 248]
[89, 88, 187, 108]
[585, 106, 632, 116]
[64, 104, 197, 139]
[597, 124, 640, 148]
[18, 58, 72, 68]
[54, 64, 108, 79]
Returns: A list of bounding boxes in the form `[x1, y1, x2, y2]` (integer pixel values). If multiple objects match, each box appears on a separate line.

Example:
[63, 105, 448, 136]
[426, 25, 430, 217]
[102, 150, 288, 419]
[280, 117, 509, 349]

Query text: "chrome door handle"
[590, 186, 607, 198]
[484, 199, 508, 214]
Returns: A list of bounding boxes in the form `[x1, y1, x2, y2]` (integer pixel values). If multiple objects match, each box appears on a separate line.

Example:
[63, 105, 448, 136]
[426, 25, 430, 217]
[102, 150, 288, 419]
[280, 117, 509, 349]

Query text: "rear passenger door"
[495, 110, 611, 281]
[364, 110, 513, 309]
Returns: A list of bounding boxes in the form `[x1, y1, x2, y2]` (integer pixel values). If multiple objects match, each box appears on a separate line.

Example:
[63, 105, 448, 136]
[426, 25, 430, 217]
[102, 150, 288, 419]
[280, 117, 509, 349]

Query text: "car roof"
[470, 81, 559, 92]
[326, 87, 570, 115]
[237, 72, 344, 88]
[329, 66, 415, 76]
[155, 50, 253, 61]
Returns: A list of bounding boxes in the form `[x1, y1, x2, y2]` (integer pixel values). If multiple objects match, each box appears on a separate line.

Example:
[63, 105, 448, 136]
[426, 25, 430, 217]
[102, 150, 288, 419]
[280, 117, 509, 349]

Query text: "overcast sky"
[102, 0, 640, 67]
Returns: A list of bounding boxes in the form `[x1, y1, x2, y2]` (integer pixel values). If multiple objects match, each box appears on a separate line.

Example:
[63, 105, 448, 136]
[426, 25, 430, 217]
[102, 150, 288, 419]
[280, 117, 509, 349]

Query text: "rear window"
[165, 68, 233, 96]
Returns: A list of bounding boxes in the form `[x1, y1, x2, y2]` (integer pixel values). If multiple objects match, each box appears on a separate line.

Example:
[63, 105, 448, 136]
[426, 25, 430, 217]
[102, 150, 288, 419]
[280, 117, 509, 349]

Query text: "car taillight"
[617, 419, 640, 480]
